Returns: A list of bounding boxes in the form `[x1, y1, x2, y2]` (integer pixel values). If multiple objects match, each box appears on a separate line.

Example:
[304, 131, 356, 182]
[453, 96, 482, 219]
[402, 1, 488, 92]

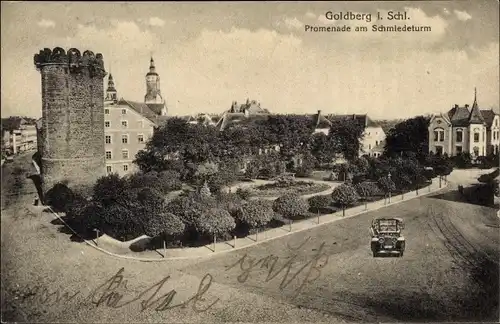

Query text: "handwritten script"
[225, 236, 329, 299]
[14, 268, 219, 313]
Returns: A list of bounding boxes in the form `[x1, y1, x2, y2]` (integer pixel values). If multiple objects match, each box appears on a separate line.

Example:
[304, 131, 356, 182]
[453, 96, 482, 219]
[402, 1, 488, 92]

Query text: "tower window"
[122, 135, 128, 144]
[121, 121, 128, 128]
[105, 135, 112, 144]
[122, 149, 129, 159]
[105, 109, 110, 115]
[106, 165, 112, 173]
[105, 151, 112, 159]
[138, 134, 144, 143]
[123, 164, 129, 172]
[121, 109, 127, 115]
[105, 121, 110, 128]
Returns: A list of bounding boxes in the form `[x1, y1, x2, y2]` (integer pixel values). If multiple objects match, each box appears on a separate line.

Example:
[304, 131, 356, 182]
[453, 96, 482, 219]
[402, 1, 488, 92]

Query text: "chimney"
[317, 110, 322, 115]
[465, 104, 469, 109]
[454, 104, 459, 108]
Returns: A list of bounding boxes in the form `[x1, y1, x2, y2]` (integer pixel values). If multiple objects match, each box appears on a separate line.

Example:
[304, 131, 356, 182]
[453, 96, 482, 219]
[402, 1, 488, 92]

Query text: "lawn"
[248, 180, 330, 197]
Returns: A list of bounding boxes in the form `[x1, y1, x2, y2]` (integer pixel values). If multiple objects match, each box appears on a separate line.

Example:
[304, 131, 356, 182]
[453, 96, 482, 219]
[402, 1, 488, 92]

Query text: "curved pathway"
[226, 178, 341, 201]
[45, 178, 445, 261]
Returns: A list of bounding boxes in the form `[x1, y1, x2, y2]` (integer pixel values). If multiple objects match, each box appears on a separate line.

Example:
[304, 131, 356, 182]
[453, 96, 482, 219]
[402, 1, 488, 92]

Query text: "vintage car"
[370, 217, 405, 257]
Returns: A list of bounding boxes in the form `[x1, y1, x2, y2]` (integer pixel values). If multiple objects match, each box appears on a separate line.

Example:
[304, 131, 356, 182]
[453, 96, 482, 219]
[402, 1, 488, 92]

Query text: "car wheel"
[372, 251, 377, 257]
[400, 251, 404, 257]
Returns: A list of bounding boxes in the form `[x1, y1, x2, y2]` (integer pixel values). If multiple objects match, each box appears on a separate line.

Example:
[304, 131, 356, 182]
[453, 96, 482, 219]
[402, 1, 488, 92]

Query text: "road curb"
[47, 179, 447, 262]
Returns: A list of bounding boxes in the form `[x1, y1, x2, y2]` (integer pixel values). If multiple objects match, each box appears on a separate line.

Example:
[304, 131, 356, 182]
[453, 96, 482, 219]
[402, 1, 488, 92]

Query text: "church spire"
[468, 87, 485, 124]
[472, 87, 478, 109]
[105, 73, 117, 102]
[149, 56, 156, 74]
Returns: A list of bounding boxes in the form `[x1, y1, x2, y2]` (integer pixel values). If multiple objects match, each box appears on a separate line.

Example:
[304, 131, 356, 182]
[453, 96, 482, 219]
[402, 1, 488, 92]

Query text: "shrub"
[308, 195, 332, 212]
[377, 176, 396, 194]
[200, 181, 211, 197]
[157, 170, 183, 193]
[93, 173, 130, 207]
[195, 208, 236, 238]
[45, 182, 76, 212]
[245, 162, 260, 179]
[453, 152, 473, 169]
[276, 161, 287, 175]
[167, 193, 217, 228]
[355, 181, 380, 198]
[235, 200, 274, 228]
[236, 188, 252, 200]
[215, 192, 244, 216]
[273, 193, 309, 219]
[65, 199, 104, 234]
[260, 163, 277, 179]
[144, 212, 185, 240]
[393, 173, 412, 191]
[331, 184, 360, 210]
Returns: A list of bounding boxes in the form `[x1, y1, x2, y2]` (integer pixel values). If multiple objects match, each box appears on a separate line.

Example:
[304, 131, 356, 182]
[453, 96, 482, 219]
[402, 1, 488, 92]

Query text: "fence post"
[289, 219, 292, 232]
[234, 235, 236, 248]
[213, 235, 216, 252]
[389, 191, 392, 203]
[256, 229, 258, 242]
[163, 240, 166, 258]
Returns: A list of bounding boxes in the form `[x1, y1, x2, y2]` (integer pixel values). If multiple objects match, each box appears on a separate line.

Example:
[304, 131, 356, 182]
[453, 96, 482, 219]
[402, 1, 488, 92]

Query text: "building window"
[456, 146, 462, 154]
[473, 146, 479, 156]
[121, 121, 128, 128]
[105, 151, 112, 159]
[105, 135, 111, 144]
[375, 141, 379, 146]
[105, 109, 110, 115]
[435, 146, 443, 155]
[123, 164, 128, 172]
[105, 121, 110, 128]
[456, 129, 463, 142]
[434, 128, 445, 142]
[368, 144, 371, 150]
[122, 135, 128, 144]
[138, 134, 144, 143]
[121, 109, 127, 115]
[474, 132, 480, 142]
[122, 149, 129, 159]
[138, 121, 143, 129]
[106, 165, 112, 173]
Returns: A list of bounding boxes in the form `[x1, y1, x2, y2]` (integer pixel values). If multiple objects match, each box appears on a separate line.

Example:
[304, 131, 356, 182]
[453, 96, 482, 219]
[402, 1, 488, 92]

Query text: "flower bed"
[248, 181, 330, 197]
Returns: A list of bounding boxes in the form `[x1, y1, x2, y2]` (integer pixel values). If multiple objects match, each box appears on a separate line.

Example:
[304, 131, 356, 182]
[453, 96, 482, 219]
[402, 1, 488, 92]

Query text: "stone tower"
[34, 47, 107, 195]
[144, 57, 164, 104]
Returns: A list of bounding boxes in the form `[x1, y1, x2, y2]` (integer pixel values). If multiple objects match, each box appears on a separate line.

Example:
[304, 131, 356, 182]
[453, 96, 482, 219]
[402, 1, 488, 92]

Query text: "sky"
[1, 1, 499, 119]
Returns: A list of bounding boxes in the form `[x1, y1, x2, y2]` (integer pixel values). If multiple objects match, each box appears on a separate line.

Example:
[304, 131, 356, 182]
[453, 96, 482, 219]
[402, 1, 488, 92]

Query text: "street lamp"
[388, 172, 392, 203]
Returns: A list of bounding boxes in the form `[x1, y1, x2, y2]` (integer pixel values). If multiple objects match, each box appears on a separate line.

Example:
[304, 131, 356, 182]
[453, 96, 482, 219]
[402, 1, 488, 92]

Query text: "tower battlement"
[34, 46, 107, 197]
[34, 47, 106, 77]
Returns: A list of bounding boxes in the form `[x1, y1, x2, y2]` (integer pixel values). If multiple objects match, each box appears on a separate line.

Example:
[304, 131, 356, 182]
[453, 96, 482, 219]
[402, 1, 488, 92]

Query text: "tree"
[264, 115, 315, 158]
[308, 195, 332, 213]
[327, 118, 365, 160]
[273, 193, 309, 220]
[332, 184, 359, 216]
[92, 173, 130, 208]
[377, 176, 396, 197]
[144, 212, 185, 242]
[195, 208, 236, 239]
[383, 116, 430, 162]
[235, 200, 274, 229]
[311, 133, 335, 165]
[331, 184, 360, 216]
